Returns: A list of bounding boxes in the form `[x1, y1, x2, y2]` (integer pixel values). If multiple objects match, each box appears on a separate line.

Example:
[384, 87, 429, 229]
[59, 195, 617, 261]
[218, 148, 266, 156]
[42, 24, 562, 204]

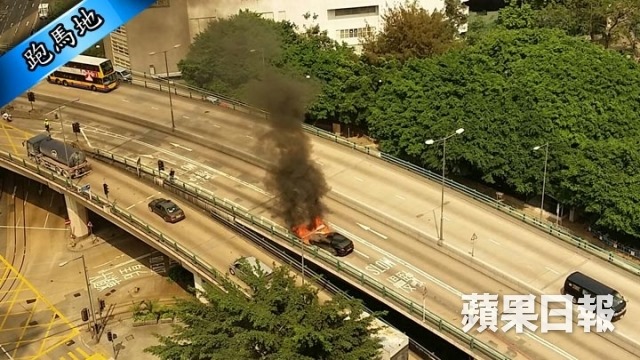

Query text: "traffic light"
[72, 122, 80, 133]
[99, 299, 106, 312]
[107, 331, 118, 342]
[27, 91, 35, 102]
[157, 160, 165, 172]
[103, 183, 109, 196]
[81, 308, 89, 322]
[169, 169, 175, 178]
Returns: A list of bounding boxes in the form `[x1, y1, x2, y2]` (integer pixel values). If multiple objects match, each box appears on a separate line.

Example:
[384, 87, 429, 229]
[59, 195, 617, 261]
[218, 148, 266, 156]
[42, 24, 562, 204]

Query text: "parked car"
[148, 198, 185, 223]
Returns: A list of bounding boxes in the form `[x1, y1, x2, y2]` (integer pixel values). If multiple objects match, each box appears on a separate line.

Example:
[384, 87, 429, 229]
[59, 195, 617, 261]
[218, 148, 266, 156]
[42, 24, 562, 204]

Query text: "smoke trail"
[245, 72, 329, 228]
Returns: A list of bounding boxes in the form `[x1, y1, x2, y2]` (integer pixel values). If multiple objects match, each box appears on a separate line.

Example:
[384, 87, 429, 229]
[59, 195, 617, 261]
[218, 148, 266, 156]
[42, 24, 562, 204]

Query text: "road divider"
[87, 147, 511, 360]
[112, 78, 640, 275]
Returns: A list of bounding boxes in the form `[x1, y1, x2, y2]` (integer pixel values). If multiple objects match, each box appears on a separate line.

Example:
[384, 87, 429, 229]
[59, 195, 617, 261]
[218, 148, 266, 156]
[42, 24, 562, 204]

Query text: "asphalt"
[1, 82, 639, 359]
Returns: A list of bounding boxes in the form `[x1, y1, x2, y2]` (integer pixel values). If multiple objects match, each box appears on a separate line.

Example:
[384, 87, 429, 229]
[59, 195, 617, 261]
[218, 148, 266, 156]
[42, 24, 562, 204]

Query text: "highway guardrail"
[0, 150, 230, 293]
[91, 147, 511, 360]
[125, 76, 640, 276]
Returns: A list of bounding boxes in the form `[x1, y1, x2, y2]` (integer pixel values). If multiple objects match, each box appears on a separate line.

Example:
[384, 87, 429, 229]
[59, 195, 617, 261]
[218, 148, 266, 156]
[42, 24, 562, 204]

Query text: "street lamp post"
[533, 143, 550, 223]
[149, 44, 181, 131]
[59, 255, 97, 339]
[470, 233, 478, 257]
[425, 128, 465, 246]
[45, 98, 80, 177]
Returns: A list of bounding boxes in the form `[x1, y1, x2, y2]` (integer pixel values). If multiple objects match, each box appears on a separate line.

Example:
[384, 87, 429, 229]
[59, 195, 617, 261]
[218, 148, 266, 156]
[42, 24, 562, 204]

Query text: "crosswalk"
[58, 347, 109, 360]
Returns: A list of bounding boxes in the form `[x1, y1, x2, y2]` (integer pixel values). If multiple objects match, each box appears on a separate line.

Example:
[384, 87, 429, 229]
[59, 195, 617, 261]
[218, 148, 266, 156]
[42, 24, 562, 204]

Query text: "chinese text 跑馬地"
[23, 7, 105, 71]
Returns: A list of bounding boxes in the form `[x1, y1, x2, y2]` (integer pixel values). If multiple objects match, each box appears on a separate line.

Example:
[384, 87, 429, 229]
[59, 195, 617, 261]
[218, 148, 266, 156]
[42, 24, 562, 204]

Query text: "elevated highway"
[4, 82, 640, 359]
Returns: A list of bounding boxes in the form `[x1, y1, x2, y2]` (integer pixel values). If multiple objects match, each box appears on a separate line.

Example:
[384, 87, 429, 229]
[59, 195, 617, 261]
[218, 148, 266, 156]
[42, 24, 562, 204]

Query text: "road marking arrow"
[356, 223, 388, 239]
[169, 142, 192, 152]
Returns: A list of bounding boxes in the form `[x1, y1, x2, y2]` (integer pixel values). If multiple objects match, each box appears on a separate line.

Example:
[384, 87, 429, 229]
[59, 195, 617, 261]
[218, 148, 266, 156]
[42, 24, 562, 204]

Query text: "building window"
[334, 6, 378, 17]
[337, 27, 375, 39]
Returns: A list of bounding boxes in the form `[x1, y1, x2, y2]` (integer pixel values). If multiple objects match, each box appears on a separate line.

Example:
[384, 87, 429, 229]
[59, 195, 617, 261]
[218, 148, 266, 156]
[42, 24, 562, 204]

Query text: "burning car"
[292, 217, 354, 257]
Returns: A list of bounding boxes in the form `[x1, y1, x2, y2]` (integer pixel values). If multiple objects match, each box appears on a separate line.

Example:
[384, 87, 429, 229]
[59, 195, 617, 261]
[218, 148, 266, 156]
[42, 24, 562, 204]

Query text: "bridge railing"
[126, 76, 640, 276]
[92, 148, 511, 360]
[0, 151, 227, 288]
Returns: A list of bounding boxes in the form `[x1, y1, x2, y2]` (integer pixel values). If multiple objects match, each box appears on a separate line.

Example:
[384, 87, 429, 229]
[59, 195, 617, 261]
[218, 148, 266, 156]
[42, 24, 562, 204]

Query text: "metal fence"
[126, 75, 640, 277]
[0, 150, 227, 289]
[91, 148, 510, 360]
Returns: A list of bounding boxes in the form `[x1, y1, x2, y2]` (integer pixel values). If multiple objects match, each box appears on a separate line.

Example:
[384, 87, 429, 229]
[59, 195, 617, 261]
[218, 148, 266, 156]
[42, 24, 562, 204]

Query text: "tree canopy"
[362, 0, 461, 62]
[180, 9, 640, 241]
[367, 28, 640, 237]
[145, 266, 384, 360]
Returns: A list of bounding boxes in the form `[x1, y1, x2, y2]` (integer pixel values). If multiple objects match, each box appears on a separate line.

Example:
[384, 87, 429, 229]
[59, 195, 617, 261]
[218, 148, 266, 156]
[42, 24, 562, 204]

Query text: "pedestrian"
[44, 118, 50, 132]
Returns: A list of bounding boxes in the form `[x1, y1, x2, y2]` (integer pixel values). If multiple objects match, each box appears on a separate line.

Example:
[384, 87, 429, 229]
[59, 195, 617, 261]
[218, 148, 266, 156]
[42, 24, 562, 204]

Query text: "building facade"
[105, 0, 467, 74]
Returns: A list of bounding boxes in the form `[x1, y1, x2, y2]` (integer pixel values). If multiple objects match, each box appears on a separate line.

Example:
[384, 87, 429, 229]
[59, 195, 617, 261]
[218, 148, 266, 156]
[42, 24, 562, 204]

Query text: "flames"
[292, 216, 331, 244]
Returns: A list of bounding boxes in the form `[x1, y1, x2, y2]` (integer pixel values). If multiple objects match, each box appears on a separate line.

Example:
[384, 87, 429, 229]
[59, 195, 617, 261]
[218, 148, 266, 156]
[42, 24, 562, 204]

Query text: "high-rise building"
[104, 0, 468, 75]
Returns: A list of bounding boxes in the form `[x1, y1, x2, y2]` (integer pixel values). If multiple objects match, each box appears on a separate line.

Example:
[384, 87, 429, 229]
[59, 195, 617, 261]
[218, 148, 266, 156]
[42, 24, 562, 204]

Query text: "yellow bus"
[47, 55, 119, 92]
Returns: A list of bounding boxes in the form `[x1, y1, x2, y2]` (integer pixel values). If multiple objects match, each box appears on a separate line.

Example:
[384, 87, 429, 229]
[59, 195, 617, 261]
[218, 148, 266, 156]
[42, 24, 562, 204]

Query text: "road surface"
[6, 83, 640, 359]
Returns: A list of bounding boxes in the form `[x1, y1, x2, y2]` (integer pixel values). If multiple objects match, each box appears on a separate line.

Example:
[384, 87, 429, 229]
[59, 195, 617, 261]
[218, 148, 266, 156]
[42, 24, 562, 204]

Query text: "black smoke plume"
[245, 72, 329, 228]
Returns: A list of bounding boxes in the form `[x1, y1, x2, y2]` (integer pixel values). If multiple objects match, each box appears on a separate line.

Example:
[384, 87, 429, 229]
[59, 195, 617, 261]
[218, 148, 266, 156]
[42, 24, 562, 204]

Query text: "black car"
[148, 198, 185, 223]
[313, 232, 354, 257]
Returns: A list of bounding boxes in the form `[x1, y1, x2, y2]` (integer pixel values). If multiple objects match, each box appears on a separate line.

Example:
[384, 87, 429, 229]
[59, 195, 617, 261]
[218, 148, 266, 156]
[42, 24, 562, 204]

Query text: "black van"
[562, 271, 627, 321]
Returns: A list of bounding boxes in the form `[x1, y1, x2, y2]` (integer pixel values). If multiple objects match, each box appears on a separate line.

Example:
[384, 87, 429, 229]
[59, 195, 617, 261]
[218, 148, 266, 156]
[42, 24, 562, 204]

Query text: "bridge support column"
[64, 194, 89, 239]
[193, 273, 209, 304]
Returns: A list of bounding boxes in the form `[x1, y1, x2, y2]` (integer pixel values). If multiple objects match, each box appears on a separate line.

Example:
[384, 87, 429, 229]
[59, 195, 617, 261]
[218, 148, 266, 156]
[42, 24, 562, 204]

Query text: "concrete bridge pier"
[64, 193, 89, 239]
[193, 273, 209, 304]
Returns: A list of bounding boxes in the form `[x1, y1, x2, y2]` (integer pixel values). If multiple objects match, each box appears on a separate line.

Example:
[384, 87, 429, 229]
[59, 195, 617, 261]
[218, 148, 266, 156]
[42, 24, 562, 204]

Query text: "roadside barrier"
[90, 147, 511, 360]
[126, 74, 640, 277]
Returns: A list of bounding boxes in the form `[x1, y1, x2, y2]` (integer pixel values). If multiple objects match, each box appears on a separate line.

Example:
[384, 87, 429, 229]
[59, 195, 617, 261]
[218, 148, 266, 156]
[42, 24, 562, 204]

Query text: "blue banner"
[0, 0, 156, 108]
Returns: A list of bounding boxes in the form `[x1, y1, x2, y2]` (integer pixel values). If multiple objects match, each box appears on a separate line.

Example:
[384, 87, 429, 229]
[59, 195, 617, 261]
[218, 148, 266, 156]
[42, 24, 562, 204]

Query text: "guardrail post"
[173, 241, 178, 250]
[192, 254, 197, 263]
[470, 338, 475, 349]
[159, 233, 164, 242]
[146, 224, 150, 232]
[8, 153, 12, 161]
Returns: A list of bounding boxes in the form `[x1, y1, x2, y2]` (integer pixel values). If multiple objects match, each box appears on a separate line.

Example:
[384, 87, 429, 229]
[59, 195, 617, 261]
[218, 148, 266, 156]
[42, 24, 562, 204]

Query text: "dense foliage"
[361, 0, 461, 62]
[145, 266, 383, 360]
[368, 28, 640, 237]
[180, 10, 640, 240]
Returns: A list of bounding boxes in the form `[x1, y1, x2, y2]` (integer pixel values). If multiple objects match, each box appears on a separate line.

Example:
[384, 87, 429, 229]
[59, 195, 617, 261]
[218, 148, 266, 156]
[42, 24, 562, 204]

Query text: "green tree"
[367, 27, 640, 238]
[178, 11, 286, 97]
[497, 0, 538, 29]
[145, 266, 384, 360]
[362, 0, 460, 62]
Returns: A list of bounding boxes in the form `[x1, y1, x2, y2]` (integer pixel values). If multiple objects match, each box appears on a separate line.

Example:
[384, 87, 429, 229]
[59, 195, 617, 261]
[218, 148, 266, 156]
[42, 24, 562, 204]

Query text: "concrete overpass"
[4, 81, 640, 359]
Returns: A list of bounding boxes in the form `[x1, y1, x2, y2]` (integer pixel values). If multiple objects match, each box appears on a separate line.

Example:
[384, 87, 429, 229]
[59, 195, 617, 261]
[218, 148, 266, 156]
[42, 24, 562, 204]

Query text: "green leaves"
[367, 27, 640, 238]
[145, 266, 383, 360]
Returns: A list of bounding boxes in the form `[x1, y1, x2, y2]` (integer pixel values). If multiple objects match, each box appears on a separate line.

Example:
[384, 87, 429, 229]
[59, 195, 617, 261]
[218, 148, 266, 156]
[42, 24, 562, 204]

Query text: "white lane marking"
[443, 216, 451, 221]
[354, 177, 364, 182]
[93, 252, 154, 270]
[212, 124, 221, 128]
[245, 135, 253, 139]
[525, 333, 578, 360]
[169, 142, 192, 152]
[80, 128, 93, 148]
[182, 115, 190, 119]
[545, 266, 560, 275]
[356, 222, 388, 240]
[331, 223, 462, 296]
[395, 194, 406, 200]
[94, 254, 125, 268]
[330, 222, 579, 359]
[489, 238, 500, 245]
[81, 125, 270, 198]
[43, 213, 50, 228]
[122, 98, 129, 102]
[354, 250, 370, 259]
[126, 192, 160, 210]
